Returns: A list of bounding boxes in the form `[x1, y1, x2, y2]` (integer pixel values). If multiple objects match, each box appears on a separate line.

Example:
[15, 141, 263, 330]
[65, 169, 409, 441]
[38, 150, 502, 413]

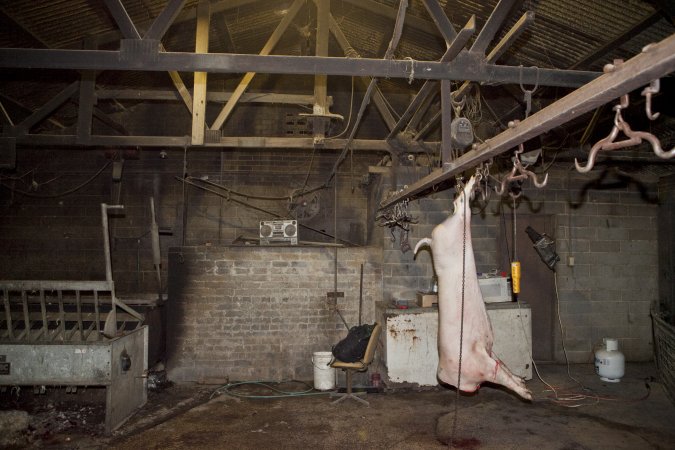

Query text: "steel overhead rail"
[379, 33, 675, 210]
[0, 48, 596, 88]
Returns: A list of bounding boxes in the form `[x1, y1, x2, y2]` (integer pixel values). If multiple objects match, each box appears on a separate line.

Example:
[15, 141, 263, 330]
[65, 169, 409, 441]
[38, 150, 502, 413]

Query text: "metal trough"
[0, 279, 147, 433]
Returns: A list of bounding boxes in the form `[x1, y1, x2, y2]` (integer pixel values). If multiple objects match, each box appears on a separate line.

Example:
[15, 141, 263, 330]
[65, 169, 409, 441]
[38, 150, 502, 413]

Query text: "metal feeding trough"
[0, 301, 147, 433]
[0, 204, 150, 433]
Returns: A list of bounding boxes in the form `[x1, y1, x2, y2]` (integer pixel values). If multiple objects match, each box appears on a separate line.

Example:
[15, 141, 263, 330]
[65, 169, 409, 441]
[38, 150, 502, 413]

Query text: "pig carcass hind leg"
[490, 353, 533, 400]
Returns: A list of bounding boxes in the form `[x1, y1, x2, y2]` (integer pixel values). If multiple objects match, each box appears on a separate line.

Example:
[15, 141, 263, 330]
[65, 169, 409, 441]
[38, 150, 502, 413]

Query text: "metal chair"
[330, 322, 382, 406]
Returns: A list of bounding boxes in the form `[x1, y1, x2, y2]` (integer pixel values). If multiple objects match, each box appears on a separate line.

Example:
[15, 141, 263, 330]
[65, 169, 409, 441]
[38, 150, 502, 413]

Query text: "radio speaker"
[259, 220, 298, 245]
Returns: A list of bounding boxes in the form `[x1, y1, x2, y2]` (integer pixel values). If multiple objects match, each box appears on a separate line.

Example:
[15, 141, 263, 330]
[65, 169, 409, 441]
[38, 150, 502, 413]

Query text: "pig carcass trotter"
[414, 176, 532, 400]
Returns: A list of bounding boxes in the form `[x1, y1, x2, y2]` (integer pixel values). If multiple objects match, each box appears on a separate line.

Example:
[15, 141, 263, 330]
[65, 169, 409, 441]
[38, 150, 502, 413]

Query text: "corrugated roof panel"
[0, 0, 117, 48]
[223, 2, 294, 53]
[335, 13, 391, 58]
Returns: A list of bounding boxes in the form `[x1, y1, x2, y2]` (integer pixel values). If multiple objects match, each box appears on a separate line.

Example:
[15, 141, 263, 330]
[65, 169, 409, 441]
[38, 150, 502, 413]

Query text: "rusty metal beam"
[104, 0, 193, 115]
[326, 13, 397, 131]
[470, 0, 517, 55]
[144, 0, 187, 40]
[96, 89, 322, 105]
[12, 133, 439, 151]
[0, 48, 597, 87]
[0, 100, 14, 126]
[414, 10, 535, 142]
[14, 82, 79, 135]
[0, 94, 65, 129]
[570, 10, 664, 70]
[385, 15, 475, 141]
[380, 33, 675, 209]
[93, 0, 259, 47]
[440, 79, 452, 168]
[341, 0, 437, 36]
[77, 70, 96, 143]
[103, 0, 142, 40]
[210, 0, 304, 131]
[421, 0, 457, 45]
[77, 38, 97, 144]
[91, 107, 128, 136]
[326, 0, 409, 184]
[453, 10, 535, 103]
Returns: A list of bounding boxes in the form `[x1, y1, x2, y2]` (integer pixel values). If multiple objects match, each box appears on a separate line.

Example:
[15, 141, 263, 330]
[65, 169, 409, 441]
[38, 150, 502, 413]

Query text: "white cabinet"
[379, 302, 532, 386]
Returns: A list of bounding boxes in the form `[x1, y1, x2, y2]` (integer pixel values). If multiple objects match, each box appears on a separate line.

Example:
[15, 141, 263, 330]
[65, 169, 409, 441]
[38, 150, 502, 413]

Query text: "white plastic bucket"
[312, 351, 336, 390]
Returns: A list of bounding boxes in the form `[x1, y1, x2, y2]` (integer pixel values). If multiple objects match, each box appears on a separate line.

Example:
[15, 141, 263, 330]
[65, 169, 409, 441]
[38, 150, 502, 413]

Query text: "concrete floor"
[99, 363, 675, 450]
[8, 363, 672, 449]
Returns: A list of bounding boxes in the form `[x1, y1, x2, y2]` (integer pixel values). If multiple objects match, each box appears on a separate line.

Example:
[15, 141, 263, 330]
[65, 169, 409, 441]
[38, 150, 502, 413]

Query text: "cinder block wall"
[0, 148, 377, 294]
[380, 165, 659, 362]
[166, 245, 383, 382]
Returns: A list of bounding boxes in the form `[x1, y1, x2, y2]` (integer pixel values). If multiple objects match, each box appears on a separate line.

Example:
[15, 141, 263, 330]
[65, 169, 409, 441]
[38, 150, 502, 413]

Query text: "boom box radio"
[259, 220, 298, 245]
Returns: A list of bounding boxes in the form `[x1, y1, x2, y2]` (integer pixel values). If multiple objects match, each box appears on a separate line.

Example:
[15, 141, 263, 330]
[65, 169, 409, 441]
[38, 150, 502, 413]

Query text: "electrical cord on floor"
[515, 271, 651, 408]
[210, 380, 332, 400]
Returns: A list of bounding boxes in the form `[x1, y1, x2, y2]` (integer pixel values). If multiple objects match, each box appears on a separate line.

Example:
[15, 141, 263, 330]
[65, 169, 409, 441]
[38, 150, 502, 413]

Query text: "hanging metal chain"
[451, 187, 468, 448]
[519, 65, 539, 118]
[377, 190, 418, 252]
[376, 196, 418, 231]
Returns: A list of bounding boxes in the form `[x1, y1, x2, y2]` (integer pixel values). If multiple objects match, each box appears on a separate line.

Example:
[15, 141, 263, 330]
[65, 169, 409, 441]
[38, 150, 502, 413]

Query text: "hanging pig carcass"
[414, 176, 532, 400]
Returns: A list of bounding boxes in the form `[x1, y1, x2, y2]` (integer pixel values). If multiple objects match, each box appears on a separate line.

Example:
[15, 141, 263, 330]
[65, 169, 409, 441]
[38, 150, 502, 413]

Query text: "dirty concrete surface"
[3, 363, 674, 449]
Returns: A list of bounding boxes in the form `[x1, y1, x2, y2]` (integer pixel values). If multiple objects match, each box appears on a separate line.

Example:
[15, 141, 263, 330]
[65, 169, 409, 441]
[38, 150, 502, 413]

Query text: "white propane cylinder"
[594, 338, 625, 383]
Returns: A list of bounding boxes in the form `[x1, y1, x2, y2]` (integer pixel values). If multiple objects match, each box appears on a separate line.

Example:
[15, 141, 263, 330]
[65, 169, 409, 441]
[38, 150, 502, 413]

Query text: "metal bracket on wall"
[327, 291, 349, 330]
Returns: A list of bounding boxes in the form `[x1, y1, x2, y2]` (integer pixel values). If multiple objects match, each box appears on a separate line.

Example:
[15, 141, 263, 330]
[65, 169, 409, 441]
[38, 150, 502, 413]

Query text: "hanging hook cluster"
[575, 71, 674, 173]
[377, 191, 418, 252]
[495, 143, 548, 198]
[494, 121, 548, 198]
[472, 159, 492, 201]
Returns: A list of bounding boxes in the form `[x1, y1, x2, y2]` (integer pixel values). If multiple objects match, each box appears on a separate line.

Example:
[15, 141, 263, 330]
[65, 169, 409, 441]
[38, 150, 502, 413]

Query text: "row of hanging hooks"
[575, 65, 674, 172]
[471, 68, 671, 196]
[401, 57, 670, 209]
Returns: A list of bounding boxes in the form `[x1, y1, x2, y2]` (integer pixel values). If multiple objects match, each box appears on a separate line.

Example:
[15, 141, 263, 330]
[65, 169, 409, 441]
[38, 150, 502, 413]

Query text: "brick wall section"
[379, 165, 659, 362]
[166, 245, 383, 382]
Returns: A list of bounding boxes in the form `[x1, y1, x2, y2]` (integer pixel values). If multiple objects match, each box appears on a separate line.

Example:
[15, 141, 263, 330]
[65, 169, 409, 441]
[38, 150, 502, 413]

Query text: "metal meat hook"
[616, 114, 675, 159]
[641, 79, 660, 120]
[495, 144, 548, 197]
[576, 95, 674, 173]
[473, 160, 492, 201]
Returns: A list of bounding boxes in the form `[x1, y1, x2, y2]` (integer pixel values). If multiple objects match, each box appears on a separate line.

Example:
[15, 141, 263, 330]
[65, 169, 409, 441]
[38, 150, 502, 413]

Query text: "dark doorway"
[498, 211, 556, 362]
